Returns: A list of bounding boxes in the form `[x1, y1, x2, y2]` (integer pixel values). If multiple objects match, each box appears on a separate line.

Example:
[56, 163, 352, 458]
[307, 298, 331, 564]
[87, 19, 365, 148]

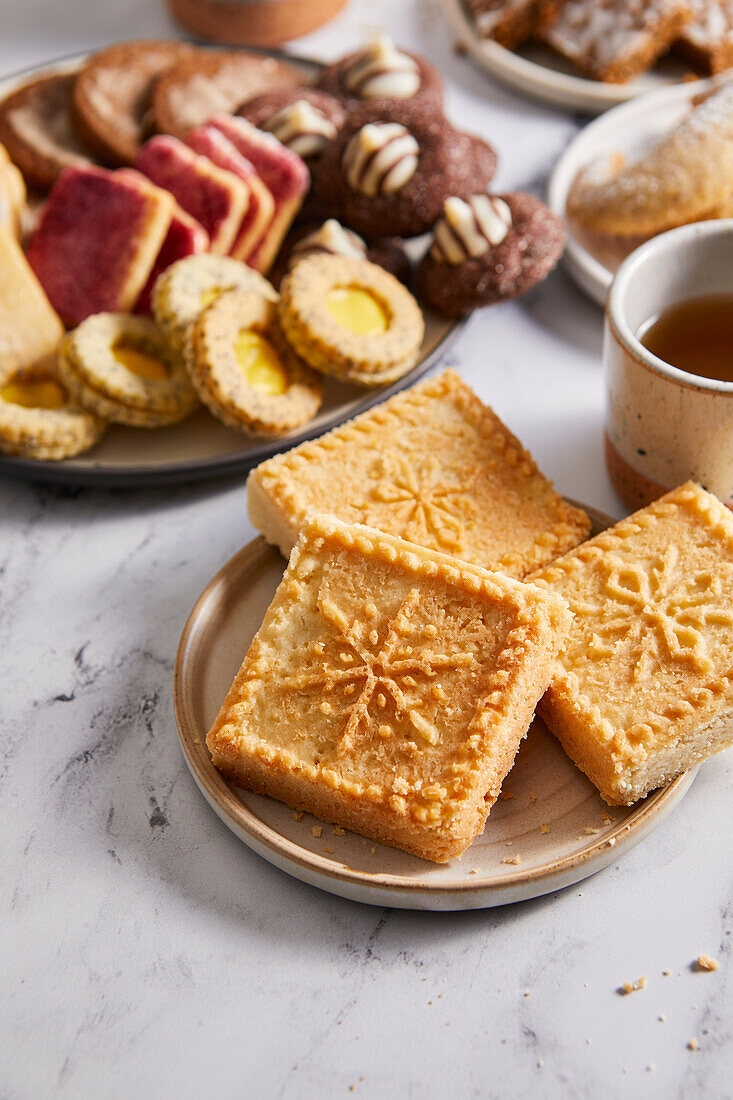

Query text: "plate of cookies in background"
[172, 371, 733, 909]
[549, 76, 733, 304]
[443, 0, 733, 114]
[0, 36, 564, 486]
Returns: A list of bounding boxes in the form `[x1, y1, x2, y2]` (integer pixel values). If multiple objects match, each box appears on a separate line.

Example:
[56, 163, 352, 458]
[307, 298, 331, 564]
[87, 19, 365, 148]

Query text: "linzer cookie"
[238, 87, 345, 160]
[206, 513, 571, 863]
[417, 192, 565, 317]
[277, 254, 423, 387]
[152, 49, 302, 141]
[465, 0, 564, 48]
[247, 370, 591, 574]
[26, 165, 174, 327]
[72, 41, 195, 164]
[538, 0, 693, 83]
[0, 72, 92, 191]
[316, 36, 443, 112]
[185, 287, 323, 436]
[0, 361, 105, 460]
[675, 0, 733, 73]
[532, 483, 733, 805]
[58, 313, 199, 427]
[313, 105, 496, 241]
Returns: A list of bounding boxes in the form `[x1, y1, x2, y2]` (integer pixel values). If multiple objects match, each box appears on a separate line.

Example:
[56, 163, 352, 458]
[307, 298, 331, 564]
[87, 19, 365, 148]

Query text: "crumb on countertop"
[311, 825, 322, 838]
[540, 824, 550, 834]
[695, 954, 719, 972]
[689, 1037, 698, 1051]
[620, 976, 647, 995]
[501, 855, 521, 865]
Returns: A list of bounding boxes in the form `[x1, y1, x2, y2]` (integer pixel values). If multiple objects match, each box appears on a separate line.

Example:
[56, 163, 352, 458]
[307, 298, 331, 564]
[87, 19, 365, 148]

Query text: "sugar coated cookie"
[316, 36, 443, 113]
[237, 87, 346, 159]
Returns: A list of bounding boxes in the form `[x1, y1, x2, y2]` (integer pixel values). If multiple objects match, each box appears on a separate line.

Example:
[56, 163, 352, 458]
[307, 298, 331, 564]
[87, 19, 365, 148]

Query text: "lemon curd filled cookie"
[57, 313, 199, 427]
[248, 370, 590, 576]
[185, 287, 323, 436]
[277, 253, 424, 387]
[207, 514, 571, 862]
[532, 483, 733, 805]
[0, 362, 105, 460]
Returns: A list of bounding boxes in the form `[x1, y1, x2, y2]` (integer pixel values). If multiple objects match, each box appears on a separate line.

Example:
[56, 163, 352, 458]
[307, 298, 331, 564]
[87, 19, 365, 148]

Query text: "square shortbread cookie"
[207, 514, 571, 862]
[532, 483, 733, 805]
[247, 370, 590, 579]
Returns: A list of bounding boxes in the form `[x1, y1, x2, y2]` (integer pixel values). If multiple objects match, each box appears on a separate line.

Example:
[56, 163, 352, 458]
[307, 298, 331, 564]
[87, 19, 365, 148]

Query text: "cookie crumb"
[333, 826, 346, 836]
[500, 790, 516, 800]
[294, 810, 304, 821]
[646, 1064, 655, 1073]
[602, 811, 613, 824]
[583, 826, 601, 836]
[663, 969, 671, 976]
[370, 846, 376, 854]
[323, 846, 334, 854]
[529, 792, 537, 803]
[311, 825, 322, 838]
[620, 976, 647, 995]
[688, 1037, 698, 1051]
[658, 1014, 666, 1022]
[540, 824, 550, 834]
[469, 868, 478, 875]
[695, 954, 719, 972]
[501, 855, 521, 865]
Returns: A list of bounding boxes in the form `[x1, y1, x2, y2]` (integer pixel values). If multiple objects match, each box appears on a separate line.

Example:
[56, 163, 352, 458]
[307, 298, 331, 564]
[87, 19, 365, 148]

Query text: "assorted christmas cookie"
[0, 72, 92, 191]
[417, 192, 565, 316]
[57, 313, 199, 427]
[185, 287, 323, 436]
[0, 361, 105, 459]
[278, 253, 424, 387]
[316, 35, 443, 113]
[237, 87, 346, 160]
[277, 219, 410, 286]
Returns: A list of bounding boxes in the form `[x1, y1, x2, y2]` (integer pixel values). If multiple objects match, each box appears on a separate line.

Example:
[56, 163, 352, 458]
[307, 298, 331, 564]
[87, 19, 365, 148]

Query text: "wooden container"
[167, 0, 349, 46]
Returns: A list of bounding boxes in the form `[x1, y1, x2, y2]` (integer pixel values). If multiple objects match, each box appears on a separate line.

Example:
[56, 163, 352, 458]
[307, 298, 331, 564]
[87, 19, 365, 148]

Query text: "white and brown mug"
[604, 219, 733, 512]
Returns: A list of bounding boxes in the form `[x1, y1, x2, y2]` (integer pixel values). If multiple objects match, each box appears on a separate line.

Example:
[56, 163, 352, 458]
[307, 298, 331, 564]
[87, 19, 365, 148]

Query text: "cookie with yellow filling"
[185, 288, 323, 436]
[532, 483, 733, 805]
[207, 513, 571, 863]
[58, 313, 199, 427]
[151, 253, 278, 356]
[0, 362, 105, 460]
[248, 370, 591, 576]
[277, 253, 424, 387]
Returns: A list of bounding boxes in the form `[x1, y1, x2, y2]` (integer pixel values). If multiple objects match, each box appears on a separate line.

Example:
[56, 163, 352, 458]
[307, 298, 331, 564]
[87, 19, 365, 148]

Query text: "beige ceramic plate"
[0, 51, 466, 487]
[442, 0, 697, 115]
[174, 501, 696, 909]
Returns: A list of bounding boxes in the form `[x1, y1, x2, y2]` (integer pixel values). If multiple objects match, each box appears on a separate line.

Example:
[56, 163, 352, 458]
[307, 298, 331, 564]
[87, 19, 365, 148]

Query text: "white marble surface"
[2, 1, 731, 1096]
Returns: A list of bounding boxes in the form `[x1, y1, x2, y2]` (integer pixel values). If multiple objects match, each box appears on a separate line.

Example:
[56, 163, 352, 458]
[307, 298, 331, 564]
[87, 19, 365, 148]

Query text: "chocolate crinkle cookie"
[237, 87, 346, 160]
[312, 102, 497, 241]
[416, 192, 565, 317]
[316, 35, 444, 114]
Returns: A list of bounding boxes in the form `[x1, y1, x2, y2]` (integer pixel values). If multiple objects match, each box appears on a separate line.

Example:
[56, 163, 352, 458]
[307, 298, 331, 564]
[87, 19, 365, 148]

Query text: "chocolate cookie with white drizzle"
[237, 87, 346, 162]
[316, 35, 443, 113]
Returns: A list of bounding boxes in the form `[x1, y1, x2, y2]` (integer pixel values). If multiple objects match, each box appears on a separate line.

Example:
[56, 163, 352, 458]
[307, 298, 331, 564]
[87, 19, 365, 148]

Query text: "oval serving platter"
[0, 49, 467, 487]
[174, 501, 697, 910]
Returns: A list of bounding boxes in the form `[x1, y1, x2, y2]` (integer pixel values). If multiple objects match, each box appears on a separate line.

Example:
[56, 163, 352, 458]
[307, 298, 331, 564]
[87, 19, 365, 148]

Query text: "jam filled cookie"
[151, 253, 278, 356]
[185, 287, 323, 436]
[237, 87, 346, 160]
[417, 192, 565, 317]
[0, 362, 105, 460]
[316, 36, 443, 113]
[0, 72, 92, 191]
[58, 313, 199, 427]
[313, 105, 496, 240]
[278, 253, 424, 387]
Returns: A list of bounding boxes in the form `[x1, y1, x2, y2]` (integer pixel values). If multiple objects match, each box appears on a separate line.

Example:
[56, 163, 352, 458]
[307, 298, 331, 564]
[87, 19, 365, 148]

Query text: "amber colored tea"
[638, 294, 733, 383]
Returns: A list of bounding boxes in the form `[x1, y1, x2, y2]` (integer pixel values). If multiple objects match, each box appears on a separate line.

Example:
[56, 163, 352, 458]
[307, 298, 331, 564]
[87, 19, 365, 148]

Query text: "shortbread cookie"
[277, 254, 423, 387]
[465, 0, 564, 48]
[0, 361, 105, 460]
[316, 36, 443, 113]
[538, 0, 693, 83]
[675, 0, 733, 72]
[567, 82, 733, 235]
[72, 41, 195, 164]
[248, 370, 591, 575]
[417, 192, 565, 316]
[152, 49, 302, 141]
[207, 514, 571, 863]
[58, 313, 199, 427]
[0, 143, 26, 238]
[151, 253, 278, 356]
[186, 287, 322, 436]
[0, 72, 92, 190]
[0, 227, 64, 382]
[237, 87, 346, 159]
[532, 483, 733, 805]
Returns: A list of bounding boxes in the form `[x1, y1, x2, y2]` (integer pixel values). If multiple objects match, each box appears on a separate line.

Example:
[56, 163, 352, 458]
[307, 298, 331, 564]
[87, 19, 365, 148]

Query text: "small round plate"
[549, 78, 713, 306]
[174, 501, 696, 910]
[0, 49, 466, 487]
[442, 0, 698, 115]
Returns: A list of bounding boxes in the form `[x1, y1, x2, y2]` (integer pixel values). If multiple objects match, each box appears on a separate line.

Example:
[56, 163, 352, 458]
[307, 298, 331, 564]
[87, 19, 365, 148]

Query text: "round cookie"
[185, 287, 323, 436]
[0, 72, 92, 190]
[237, 87, 346, 160]
[316, 36, 443, 114]
[273, 219, 410, 287]
[58, 313, 199, 427]
[0, 361, 105, 460]
[313, 103, 492, 241]
[416, 192, 565, 317]
[278, 253, 424, 387]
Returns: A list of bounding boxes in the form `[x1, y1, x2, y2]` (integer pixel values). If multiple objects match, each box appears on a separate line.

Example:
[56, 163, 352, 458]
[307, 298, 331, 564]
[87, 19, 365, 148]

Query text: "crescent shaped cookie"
[567, 82, 733, 236]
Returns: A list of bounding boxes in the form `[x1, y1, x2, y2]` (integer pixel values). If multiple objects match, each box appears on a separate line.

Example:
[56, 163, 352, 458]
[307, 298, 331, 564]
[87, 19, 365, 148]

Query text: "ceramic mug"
[604, 219, 733, 512]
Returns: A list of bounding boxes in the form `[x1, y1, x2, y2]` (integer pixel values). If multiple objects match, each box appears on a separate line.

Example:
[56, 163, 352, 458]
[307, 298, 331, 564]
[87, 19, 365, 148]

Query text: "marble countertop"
[2, 1, 731, 1096]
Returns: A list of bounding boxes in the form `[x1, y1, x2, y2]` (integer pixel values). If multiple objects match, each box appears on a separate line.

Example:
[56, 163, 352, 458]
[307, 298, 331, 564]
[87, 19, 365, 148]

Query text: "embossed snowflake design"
[282, 588, 477, 755]
[357, 455, 475, 552]
[576, 545, 733, 682]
